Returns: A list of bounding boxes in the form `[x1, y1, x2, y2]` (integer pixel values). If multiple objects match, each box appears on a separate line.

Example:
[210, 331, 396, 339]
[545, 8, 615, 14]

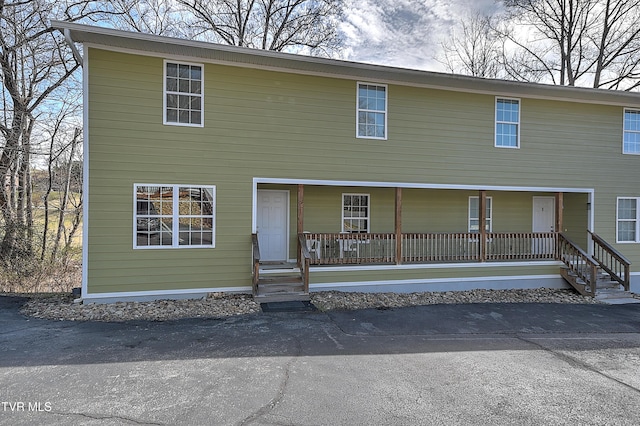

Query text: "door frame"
[532, 196, 556, 232]
[256, 189, 290, 262]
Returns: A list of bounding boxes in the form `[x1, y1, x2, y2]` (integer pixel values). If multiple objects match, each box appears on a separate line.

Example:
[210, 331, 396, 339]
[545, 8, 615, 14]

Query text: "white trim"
[252, 177, 595, 234]
[311, 260, 562, 273]
[162, 59, 204, 127]
[495, 97, 521, 149]
[468, 195, 492, 232]
[616, 196, 640, 243]
[356, 82, 388, 140]
[133, 183, 216, 249]
[309, 274, 567, 292]
[253, 177, 594, 193]
[342, 192, 370, 232]
[623, 108, 640, 155]
[81, 45, 89, 298]
[82, 285, 252, 301]
[256, 189, 290, 261]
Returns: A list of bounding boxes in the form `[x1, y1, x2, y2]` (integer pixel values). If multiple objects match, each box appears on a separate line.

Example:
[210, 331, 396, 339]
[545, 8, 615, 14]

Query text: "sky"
[340, 0, 502, 71]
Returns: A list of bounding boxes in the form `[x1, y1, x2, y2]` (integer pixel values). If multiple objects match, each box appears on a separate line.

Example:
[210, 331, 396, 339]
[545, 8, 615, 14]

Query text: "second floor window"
[623, 109, 640, 154]
[495, 98, 520, 148]
[164, 61, 203, 127]
[357, 83, 387, 139]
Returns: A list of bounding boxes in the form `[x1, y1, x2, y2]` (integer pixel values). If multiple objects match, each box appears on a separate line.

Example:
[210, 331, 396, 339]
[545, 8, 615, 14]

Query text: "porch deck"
[252, 231, 630, 302]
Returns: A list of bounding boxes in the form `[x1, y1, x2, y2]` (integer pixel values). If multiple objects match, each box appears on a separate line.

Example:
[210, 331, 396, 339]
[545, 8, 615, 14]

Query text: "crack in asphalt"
[516, 335, 640, 395]
[48, 410, 164, 425]
[236, 334, 302, 426]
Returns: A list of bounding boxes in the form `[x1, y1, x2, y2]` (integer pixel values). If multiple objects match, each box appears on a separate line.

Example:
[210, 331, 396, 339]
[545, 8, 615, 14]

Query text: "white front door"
[532, 196, 556, 255]
[257, 190, 289, 262]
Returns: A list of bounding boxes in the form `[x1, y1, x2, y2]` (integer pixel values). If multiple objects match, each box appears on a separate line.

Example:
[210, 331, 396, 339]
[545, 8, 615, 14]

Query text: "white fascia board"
[253, 177, 594, 194]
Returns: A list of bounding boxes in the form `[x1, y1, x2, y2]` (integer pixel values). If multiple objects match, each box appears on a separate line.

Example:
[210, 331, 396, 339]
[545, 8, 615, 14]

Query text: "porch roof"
[254, 177, 594, 194]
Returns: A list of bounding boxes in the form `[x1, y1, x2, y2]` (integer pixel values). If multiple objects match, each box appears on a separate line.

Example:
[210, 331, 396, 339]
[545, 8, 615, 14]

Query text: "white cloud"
[341, 0, 502, 71]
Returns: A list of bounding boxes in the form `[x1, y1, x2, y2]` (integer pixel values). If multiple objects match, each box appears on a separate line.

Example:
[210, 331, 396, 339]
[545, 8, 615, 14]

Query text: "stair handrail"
[251, 233, 260, 295]
[298, 233, 311, 294]
[588, 231, 631, 291]
[558, 233, 599, 295]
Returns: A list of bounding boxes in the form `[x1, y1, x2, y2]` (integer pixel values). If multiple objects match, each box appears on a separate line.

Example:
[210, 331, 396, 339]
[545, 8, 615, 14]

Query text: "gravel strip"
[17, 288, 602, 323]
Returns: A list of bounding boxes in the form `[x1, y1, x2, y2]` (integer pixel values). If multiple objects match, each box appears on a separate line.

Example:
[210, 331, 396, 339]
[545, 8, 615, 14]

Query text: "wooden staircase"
[254, 267, 310, 303]
[560, 265, 628, 297]
[558, 232, 631, 299]
[252, 234, 311, 303]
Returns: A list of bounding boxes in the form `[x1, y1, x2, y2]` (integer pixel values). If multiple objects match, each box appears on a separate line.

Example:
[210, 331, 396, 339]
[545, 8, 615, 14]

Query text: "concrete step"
[595, 289, 634, 299]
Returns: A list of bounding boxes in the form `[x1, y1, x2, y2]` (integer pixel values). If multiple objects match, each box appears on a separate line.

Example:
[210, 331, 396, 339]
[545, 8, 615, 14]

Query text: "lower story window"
[617, 197, 639, 243]
[342, 193, 370, 233]
[469, 196, 492, 232]
[134, 184, 215, 248]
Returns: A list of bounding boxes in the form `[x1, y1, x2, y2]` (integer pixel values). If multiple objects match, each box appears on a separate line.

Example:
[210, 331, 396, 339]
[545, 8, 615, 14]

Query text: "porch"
[251, 183, 630, 302]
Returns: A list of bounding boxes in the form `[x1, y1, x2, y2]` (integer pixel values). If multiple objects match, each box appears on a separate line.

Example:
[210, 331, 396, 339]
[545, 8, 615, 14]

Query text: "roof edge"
[50, 20, 640, 106]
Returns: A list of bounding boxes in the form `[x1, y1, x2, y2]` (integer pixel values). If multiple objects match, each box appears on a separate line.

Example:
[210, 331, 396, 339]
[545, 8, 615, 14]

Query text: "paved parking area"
[1, 296, 640, 425]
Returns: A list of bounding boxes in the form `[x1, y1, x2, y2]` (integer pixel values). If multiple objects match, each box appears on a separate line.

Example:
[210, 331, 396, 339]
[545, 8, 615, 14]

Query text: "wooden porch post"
[479, 190, 487, 262]
[395, 187, 402, 265]
[555, 192, 564, 233]
[555, 192, 563, 259]
[297, 184, 304, 265]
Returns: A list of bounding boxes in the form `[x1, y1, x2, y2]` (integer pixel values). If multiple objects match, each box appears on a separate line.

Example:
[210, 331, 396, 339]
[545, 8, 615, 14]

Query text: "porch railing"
[297, 233, 311, 293]
[589, 231, 631, 291]
[558, 233, 598, 294]
[301, 232, 560, 265]
[486, 232, 557, 261]
[401, 233, 479, 263]
[251, 233, 260, 295]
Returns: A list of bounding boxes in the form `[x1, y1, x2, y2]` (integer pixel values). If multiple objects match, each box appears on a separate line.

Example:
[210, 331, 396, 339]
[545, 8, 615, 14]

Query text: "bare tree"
[177, 0, 343, 54]
[440, 0, 640, 90]
[499, 0, 640, 89]
[105, 0, 185, 37]
[0, 0, 129, 266]
[438, 14, 502, 78]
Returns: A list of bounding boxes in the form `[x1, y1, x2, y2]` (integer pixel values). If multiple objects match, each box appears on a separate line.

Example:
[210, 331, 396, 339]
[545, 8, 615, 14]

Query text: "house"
[52, 21, 640, 303]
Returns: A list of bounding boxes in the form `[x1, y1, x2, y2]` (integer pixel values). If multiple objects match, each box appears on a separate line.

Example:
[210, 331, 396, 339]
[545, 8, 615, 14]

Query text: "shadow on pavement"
[1, 295, 639, 368]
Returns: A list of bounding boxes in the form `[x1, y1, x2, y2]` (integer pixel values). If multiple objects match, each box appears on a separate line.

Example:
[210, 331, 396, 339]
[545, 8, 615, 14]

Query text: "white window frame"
[342, 193, 370, 233]
[468, 196, 493, 232]
[623, 108, 640, 155]
[495, 97, 520, 149]
[163, 60, 204, 127]
[134, 183, 216, 249]
[356, 82, 388, 140]
[616, 197, 640, 243]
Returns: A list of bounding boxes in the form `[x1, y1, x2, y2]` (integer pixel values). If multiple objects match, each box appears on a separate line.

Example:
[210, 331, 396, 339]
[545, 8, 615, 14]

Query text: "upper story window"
[469, 196, 493, 232]
[623, 109, 640, 154]
[342, 194, 370, 233]
[134, 184, 215, 248]
[617, 197, 639, 243]
[164, 61, 203, 127]
[357, 83, 387, 139]
[495, 98, 520, 148]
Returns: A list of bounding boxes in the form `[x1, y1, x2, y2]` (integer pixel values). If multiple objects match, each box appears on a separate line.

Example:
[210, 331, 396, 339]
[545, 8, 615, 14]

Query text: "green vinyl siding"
[86, 47, 640, 294]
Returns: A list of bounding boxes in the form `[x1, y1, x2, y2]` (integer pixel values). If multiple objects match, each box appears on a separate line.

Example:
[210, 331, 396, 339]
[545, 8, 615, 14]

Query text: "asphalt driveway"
[1, 296, 640, 425]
